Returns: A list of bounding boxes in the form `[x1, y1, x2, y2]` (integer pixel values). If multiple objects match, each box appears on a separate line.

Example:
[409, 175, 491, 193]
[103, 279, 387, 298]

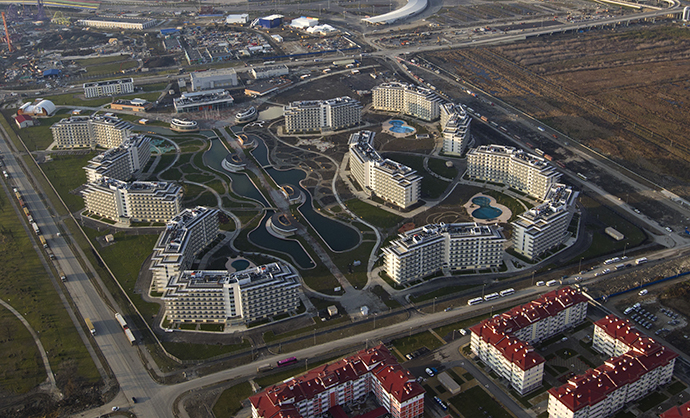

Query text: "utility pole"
[482, 283, 486, 298]
[313, 328, 316, 345]
[433, 297, 437, 313]
[531, 271, 535, 286]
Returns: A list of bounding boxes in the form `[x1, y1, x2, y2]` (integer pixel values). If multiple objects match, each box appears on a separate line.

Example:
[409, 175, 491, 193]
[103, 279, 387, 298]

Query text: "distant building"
[226, 13, 249, 24]
[250, 64, 289, 80]
[82, 178, 183, 224]
[440, 103, 471, 156]
[348, 130, 421, 209]
[51, 115, 132, 149]
[173, 89, 234, 113]
[471, 287, 588, 395]
[467, 144, 561, 200]
[14, 114, 35, 128]
[250, 345, 425, 418]
[17, 99, 56, 117]
[372, 81, 443, 122]
[190, 68, 238, 91]
[511, 185, 578, 261]
[256, 14, 283, 28]
[163, 262, 302, 324]
[244, 79, 292, 98]
[149, 207, 220, 293]
[110, 98, 153, 112]
[284, 97, 361, 133]
[170, 118, 199, 133]
[83, 134, 151, 183]
[83, 78, 135, 99]
[77, 17, 157, 30]
[290, 16, 319, 28]
[362, 0, 427, 24]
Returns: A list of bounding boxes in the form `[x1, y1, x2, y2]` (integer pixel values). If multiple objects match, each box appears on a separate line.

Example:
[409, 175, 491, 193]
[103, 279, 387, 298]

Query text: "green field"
[162, 339, 251, 361]
[449, 386, 513, 418]
[212, 382, 253, 417]
[344, 199, 404, 229]
[386, 154, 451, 199]
[427, 157, 458, 179]
[39, 152, 96, 212]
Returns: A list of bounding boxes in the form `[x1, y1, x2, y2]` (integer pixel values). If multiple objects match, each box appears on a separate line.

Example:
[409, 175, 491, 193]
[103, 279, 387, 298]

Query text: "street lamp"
[578, 257, 584, 272]
[531, 271, 535, 286]
[374, 313, 377, 329]
[433, 297, 438, 313]
[482, 283, 486, 298]
[623, 243, 628, 257]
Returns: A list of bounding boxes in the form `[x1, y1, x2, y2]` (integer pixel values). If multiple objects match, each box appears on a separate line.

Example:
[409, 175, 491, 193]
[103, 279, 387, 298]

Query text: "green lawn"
[384, 154, 451, 199]
[2, 109, 72, 151]
[212, 382, 253, 417]
[448, 386, 513, 418]
[428, 157, 458, 179]
[161, 339, 250, 361]
[668, 380, 687, 395]
[482, 189, 530, 222]
[637, 391, 669, 412]
[433, 313, 492, 339]
[391, 331, 444, 357]
[344, 199, 404, 229]
[39, 152, 96, 212]
[0, 308, 44, 393]
[411, 284, 480, 302]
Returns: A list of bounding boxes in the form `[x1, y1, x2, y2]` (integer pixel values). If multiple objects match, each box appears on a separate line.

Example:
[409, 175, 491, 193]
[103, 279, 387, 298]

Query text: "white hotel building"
[470, 287, 588, 395]
[382, 222, 505, 284]
[512, 185, 578, 261]
[51, 115, 132, 149]
[372, 82, 444, 122]
[82, 178, 183, 224]
[440, 103, 471, 156]
[284, 97, 362, 133]
[83, 78, 135, 98]
[149, 207, 220, 293]
[162, 262, 301, 324]
[548, 315, 677, 418]
[467, 145, 561, 200]
[83, 134, 151, 183]
[348, 131, 422, 209]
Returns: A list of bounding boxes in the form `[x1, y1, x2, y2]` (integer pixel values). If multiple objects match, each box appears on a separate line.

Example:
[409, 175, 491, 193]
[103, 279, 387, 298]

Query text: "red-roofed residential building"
[660, 400, 690, 418]
[470, 287, 588, 395]
[547, 315, 677, 418]
[250, 345, 424, 418]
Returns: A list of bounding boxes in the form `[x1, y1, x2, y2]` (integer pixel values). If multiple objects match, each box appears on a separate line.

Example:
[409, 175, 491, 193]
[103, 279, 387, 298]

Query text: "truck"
[31, 222, 40, 234]
[115, 313, 128, 330]
[39, 235, 47, 248]
[85, 318, 96, 335]
[124, 328, 136, 345]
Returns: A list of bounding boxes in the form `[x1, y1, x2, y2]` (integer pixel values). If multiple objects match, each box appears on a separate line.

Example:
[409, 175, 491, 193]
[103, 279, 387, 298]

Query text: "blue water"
[231, 259, 250, 271]
[389, 120, 415, 134]
[248, 211, 316, 269]
[250, 135, 271, 167]
[472, 196, 503, 220]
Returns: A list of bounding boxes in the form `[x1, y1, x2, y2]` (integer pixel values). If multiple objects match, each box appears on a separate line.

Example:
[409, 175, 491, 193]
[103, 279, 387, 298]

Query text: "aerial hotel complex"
[440, 103, 471, 156]
[284, 97, 362, 133]
[83, 134, 151, 183]
[467, 145, 562, 200]
[83, 78, 135, 98]
[547, 315, 678, 418]
[371, 82, 443, 122]
[173, 89, 235, 113]
[162, 262, 301, 324]
[250, 345, 425, 418]
[82, 178, 183, 224]
[149, 207, 220, 293]
[382, 223, 505, 284]
[51, 115, 132, 149]
[470, 287, 588, 395]
[348, 131, 422, 209]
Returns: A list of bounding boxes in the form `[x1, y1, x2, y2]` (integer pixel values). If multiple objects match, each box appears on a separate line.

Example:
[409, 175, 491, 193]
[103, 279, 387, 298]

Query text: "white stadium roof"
[361, 0, 427, 24]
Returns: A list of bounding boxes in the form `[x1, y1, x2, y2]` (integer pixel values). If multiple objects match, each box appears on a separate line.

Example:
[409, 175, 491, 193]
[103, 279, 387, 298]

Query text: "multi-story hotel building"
[82, 178, 183, 224]
[284, 97, 362, 133]
[348, 130, 421, 209]
[372, 82, 443, 122]
[383, 222, 505, 284]
[547, 315, 677, 418]
[83, 134, 151, 183]
[470, 287, 588, 395]
[512, 185, 578, 261]
[51, 115, 132, 149]
[467, 145, 561, 200]
[83, 78, 135, 98]
[149, 207, 220, 293]
[440, 103, 471, 156]
[162, 262, 301, 324]
[77, 17, 156, 30]
[173, 89, 235, 113]
[190, 68, 238, 91]
[250, 345, 424, 418]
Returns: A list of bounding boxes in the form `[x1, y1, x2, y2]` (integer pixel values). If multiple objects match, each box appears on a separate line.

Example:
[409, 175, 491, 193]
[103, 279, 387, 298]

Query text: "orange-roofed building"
[250, 345, 424, 418]
[469, 286, 588, 395]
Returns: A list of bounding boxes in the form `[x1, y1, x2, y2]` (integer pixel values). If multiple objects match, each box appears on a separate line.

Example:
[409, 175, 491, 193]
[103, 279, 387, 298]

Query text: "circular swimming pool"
[388, 120, 415, 134]
[472, 196, 503, 219]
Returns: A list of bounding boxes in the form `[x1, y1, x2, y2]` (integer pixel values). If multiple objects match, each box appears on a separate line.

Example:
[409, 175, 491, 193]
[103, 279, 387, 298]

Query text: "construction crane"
[2, 12, 12, 53]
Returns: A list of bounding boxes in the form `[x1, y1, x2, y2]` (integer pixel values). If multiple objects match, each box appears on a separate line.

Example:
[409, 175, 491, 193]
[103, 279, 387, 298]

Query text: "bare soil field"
[425, 24, 690, 199]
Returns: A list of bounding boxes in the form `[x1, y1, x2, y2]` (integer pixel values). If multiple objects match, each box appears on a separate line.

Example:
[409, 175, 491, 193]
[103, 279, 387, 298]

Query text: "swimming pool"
[388, 120, 415, 134]
[231, 259, 250, 271]
[472, 196, 503, 220]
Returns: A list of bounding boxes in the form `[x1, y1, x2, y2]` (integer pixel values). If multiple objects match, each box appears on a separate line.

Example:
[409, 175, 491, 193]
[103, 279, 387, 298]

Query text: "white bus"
[499, 288, 515, 297]
[484, 292, 500, 301]
[468, 297, 485, 306]
[577, 173, 588, 181]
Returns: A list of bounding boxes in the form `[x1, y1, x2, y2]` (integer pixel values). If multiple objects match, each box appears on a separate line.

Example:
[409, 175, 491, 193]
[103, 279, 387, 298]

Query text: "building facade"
[383, 222, 505, 284]
[173, 89, 234, 113]
[467, 145, 561, 200]
[512, 185, 578, 261]
[51, 115, 132, 149]
[547, 315, 678, 418]
[82, 178, 183, 224]
[440, 103, 471, 156]
[83, 134, 151, 183]
[190, 68, 238, 91]
[149, 207, 220, 293]
[162, 262, 301, 324]
[77, 17, 156, 30]
[284, 97, 361, 133]
[470, 287, 588, 395]
[372, 82, 443, 122]
[110, 98, 153, 112]
[250, 345, 424, 418]
[83, 78, 135, 98]
[250, 64, 289, 79]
